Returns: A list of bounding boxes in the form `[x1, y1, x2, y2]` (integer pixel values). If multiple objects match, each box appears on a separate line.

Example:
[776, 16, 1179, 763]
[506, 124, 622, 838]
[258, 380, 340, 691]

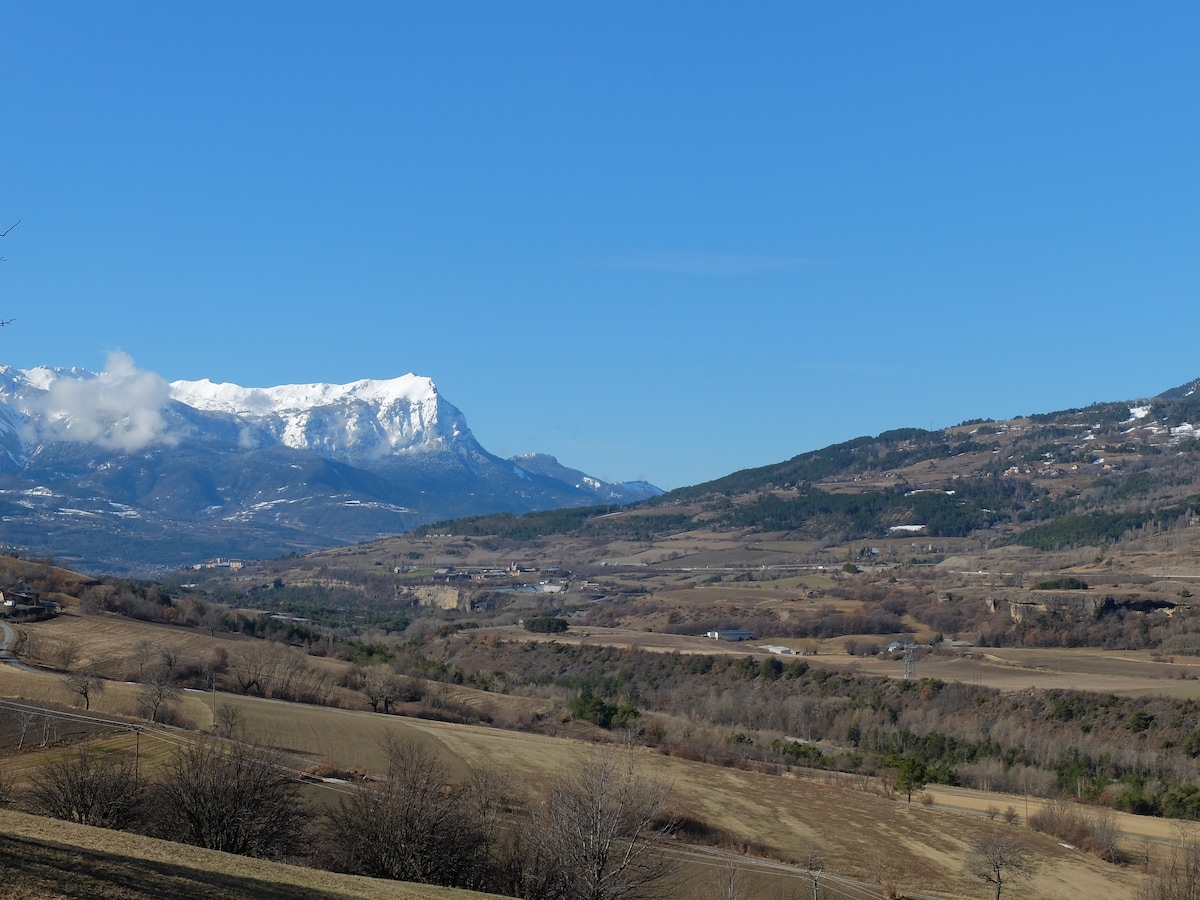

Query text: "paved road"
[0, 620, 39, 671]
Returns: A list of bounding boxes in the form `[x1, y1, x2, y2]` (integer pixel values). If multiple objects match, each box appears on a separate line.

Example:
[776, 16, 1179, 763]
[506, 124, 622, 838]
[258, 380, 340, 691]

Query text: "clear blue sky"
[2, 3, 1197, 489]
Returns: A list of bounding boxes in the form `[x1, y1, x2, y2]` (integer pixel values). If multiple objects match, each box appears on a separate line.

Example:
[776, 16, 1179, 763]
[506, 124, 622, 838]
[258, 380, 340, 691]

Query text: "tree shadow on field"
[0, 833, 351, 900]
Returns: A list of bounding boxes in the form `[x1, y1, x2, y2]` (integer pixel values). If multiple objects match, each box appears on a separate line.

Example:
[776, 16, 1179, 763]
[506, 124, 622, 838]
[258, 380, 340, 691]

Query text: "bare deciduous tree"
[26, 747, 142, 828]
[801, 844, 826, 900]
[528, 749, 677, 900]
[158, 644, 183, 678]
[212, 702, 244, 739]
[1136, 828, 1200, 900]
[966, 833, 1035, 900]
[362, 666, 411, 713]
[15, 706, 39, 750]
[66, 668, 105, 710]
[705, 860, 749, 900]
[228, 642, 281, 696]
[131, 638, 155, 678]
[150, 737, 307, 858]
[51, 638, 78, 670]
[1090, 807, 1121, 863]
[138, 666, 182, 723]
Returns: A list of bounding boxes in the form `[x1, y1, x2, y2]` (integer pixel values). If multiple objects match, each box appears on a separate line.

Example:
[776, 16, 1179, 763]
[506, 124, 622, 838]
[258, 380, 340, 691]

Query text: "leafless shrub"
[322, 736, 494, 888]
[1089, 807, 1122, 863]
[149, 737, 307, 858]
[521, 749, 678, 900]
[864, 846, 889, 885]
[1029, 797, 1091, 846]
[25, 747, 142, 829]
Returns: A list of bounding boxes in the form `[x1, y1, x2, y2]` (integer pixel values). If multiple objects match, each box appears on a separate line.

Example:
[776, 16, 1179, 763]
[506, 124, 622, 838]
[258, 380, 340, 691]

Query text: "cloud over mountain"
[29, 351, 177, 452]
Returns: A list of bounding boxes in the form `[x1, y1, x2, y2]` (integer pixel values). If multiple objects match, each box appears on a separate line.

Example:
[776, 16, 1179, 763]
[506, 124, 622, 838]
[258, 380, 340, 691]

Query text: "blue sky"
[2, 3, 1197, 489]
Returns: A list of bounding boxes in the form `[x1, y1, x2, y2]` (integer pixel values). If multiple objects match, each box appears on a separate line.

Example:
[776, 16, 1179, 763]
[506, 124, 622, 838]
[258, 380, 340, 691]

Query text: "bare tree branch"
[530, 748, 678, 900]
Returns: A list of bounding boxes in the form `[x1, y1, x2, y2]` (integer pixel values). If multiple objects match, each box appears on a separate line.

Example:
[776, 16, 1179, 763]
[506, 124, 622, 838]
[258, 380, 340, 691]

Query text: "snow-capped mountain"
[0, 362, 660, 574]
[168, 373, 472, 460]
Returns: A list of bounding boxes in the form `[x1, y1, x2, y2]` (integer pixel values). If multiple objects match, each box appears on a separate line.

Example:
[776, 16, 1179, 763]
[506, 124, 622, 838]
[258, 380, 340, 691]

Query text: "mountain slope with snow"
[168, 374, 471, 459]
[0, 362, 660, 573]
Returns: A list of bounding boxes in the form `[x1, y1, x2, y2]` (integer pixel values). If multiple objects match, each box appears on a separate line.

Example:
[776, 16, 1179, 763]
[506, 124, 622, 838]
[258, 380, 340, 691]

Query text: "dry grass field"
[0, 651, 1157, 899]
[0, 808, 503, 900]
[18, 614, 251, 674]
[184, 691, 1149, 899]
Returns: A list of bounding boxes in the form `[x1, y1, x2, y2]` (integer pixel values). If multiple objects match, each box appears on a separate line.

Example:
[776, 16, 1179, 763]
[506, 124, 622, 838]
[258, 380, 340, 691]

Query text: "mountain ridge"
[0, 362, 661, 573]
[400, 376, 1200, 556]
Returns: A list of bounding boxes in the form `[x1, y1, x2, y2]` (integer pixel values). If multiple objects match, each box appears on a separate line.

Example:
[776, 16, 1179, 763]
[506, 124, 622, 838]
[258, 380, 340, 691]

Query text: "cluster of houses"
[1, 581, 56, 617]
[192, 558, 245, 571]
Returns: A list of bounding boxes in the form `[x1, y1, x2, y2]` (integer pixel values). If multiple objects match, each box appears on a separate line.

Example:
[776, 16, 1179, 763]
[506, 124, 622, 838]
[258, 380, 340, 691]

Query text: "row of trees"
[23, 735, 677, 900]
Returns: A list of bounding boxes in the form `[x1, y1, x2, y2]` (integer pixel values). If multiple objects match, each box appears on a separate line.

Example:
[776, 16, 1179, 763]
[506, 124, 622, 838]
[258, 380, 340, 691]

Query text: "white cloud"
[32, 351, 178, 452]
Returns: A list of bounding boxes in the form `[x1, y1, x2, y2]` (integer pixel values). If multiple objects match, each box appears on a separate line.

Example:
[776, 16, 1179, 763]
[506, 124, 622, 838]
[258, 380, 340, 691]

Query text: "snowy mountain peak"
[167, 372, 466, 458]
[0, 361, 477, 461]
[169, 372, 440, 415]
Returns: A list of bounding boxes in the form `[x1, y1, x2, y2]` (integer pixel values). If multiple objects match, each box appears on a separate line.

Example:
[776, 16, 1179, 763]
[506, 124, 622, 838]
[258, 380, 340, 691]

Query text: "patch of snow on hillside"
[1129, 405, 1151, 420]
[341, 500, 415, 512]
[890, 524, 926, 532]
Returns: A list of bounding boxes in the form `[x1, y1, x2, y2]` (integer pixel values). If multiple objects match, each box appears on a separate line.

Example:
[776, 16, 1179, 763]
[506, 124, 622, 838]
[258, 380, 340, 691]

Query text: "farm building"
[1, 581, 40, 609]
[706, 629, 754, 642]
